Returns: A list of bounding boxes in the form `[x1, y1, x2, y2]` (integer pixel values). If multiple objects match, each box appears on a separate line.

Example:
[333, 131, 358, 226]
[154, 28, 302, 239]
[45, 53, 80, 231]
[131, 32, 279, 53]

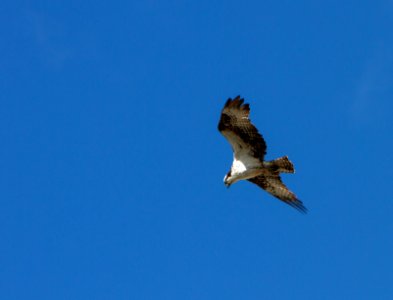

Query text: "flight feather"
[218, 96, 267, 162]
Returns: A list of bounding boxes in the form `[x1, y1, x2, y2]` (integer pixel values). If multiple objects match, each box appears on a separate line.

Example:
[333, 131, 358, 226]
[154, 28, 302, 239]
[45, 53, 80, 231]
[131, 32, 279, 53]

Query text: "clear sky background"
[1, 1, 393, 299]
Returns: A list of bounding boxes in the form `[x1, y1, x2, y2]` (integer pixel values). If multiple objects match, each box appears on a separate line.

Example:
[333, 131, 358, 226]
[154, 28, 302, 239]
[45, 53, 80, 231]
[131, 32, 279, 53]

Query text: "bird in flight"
[218, 96, 307, 213]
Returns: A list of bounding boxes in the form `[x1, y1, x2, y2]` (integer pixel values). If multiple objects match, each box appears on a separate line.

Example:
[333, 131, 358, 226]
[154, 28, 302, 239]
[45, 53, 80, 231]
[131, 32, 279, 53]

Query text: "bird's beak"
[225, 183, 231, 189]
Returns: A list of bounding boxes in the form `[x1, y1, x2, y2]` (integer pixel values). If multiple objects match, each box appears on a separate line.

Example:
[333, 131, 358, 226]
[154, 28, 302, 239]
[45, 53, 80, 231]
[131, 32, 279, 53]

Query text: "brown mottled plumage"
[218, 96, 307, 213]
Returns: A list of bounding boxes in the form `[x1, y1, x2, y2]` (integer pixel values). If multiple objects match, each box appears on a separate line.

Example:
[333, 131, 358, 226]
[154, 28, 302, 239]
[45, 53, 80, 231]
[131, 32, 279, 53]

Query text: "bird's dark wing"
[248, 175, 307, 213]
[218, 96, 267, 162]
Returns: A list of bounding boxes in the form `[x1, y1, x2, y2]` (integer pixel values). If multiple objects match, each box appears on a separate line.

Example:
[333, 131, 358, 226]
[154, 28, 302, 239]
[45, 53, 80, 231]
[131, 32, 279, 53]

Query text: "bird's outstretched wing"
[248, 175, 307, 213]
[218, 96, 267, 162]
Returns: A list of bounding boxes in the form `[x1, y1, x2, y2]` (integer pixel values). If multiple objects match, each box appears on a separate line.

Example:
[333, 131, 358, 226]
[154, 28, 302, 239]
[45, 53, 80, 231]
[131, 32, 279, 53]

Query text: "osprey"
[218, 96, 307, 213]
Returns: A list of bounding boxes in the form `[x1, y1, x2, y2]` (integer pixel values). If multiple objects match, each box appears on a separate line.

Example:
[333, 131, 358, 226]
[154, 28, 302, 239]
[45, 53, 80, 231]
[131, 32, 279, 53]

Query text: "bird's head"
[223, 171, 233, 188]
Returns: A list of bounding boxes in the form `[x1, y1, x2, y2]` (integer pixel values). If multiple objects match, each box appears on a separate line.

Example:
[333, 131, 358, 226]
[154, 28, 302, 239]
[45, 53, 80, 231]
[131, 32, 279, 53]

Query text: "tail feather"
[269, 156, 295, 173]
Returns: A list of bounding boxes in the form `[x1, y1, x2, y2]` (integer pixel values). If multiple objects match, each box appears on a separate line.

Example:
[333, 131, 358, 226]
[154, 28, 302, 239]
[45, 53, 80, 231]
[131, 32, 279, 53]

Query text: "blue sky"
[1, 1, 393, 299]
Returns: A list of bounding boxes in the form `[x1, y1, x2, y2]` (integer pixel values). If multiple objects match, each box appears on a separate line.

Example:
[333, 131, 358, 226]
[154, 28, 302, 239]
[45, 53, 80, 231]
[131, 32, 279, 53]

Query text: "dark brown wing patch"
[248, 175, 307, 213]
[218, 96, 267, 161]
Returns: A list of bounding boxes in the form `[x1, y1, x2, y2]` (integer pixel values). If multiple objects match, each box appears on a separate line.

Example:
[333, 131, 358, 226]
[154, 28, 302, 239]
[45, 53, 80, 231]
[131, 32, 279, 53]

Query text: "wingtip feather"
[223, 95, 250, 112]
[288, 199, 308, 214]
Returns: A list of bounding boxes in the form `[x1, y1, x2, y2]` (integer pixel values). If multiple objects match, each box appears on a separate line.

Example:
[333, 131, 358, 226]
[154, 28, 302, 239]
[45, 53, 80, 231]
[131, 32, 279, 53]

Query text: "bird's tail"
[267, 156, 295, 173]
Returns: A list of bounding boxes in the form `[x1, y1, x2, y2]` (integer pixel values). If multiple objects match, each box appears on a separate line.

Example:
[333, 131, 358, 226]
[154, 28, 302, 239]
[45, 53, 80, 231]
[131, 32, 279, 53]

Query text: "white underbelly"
[232, 159, 247, 174]
[231, 157, 263, 180]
